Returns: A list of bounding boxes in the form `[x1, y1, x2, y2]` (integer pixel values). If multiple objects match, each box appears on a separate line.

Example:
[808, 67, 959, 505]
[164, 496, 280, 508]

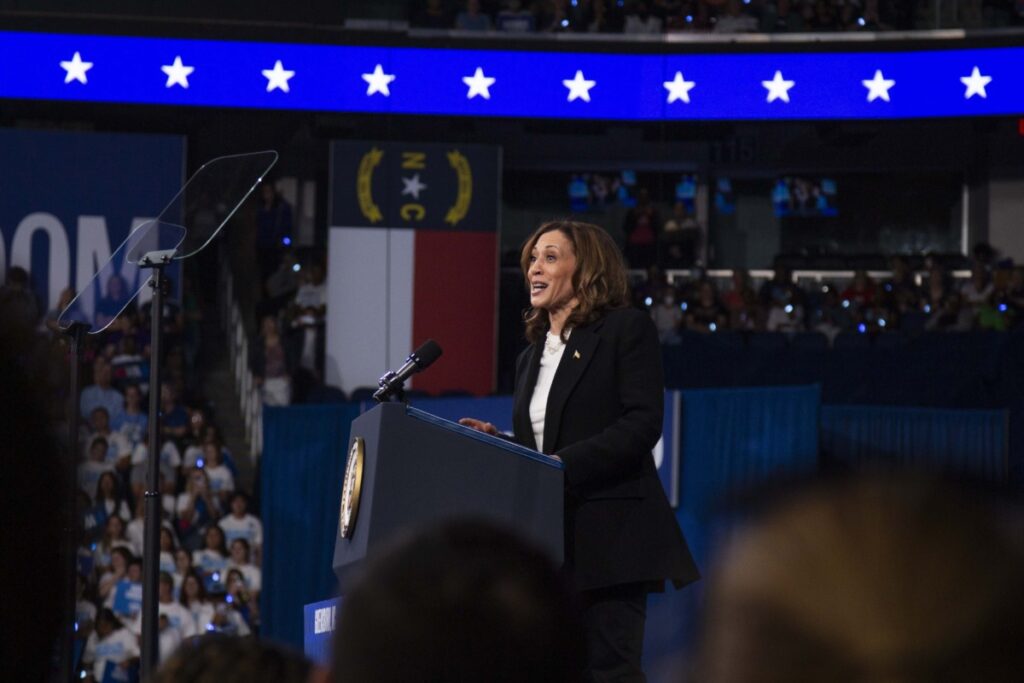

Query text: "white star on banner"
[161, 56, 194, 89]
[862, 70, 895, 103]
[60, 51, 93, 85]
[960, 66, 992, 99]
[362, 64, 396, 97]
[563, 70, 596, 102]
[762, 70, 795, 103]
[402, 174, 428, 199]
[262, 60, 295, 93]
[462, 67, 496, 100]
[663, 71, 696, 104]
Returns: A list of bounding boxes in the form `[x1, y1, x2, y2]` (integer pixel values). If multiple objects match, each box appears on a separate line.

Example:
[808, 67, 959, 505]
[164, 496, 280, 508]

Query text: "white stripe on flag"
[326, 226, 414, 393]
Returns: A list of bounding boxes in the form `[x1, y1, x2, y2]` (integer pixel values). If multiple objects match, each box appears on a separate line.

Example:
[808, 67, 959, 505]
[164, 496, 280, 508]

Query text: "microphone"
[373, 339, 443, 403]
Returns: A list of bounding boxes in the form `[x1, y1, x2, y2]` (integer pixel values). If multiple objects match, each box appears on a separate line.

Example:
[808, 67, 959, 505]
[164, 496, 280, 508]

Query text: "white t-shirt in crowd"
[127, 604, 188, 659]
[193, 549, 228, 576]
[160, 601, 198, 638]
[204, 464, 235, 495]
[78, 460, 115, 500]
[159, 622, 182, 663]
[84, 627, 139, 681]
[182, 444, 202, 469]
[185, 601, 216, 634]
[99, 498, 131, 523]
[218, 514, 263, 549]
[126, 519, 177, 564]
[83, 430, 132, 466]
[228, 562, 262, 593]
[175, 491, 220, 524]
[131, 441, 182, 475]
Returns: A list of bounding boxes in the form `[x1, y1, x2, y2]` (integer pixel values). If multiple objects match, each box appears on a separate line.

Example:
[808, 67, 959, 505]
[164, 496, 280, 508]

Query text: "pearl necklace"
[544, 331, 568, 355]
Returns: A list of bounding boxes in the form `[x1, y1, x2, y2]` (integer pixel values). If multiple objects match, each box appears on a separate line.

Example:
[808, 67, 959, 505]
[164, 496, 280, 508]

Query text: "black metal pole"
[140, 259, 166, 678]
[62, 323, 87, 683]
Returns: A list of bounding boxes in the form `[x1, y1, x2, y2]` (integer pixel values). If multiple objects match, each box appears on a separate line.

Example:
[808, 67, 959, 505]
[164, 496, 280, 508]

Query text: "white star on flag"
[161, 56, 194, 89]
[262, 60, 295, 93]
[960, 66, 991, 99]
[402, 174, 428, 200]
[762, 70, 795, 103]
[862, 70, 895, 102]
[663, 71, 696, 104]
[563, 70, 596, 103]
[60, 51, 93, 85]
[362, 64, 396, 97]
[462, 67, 496, 100]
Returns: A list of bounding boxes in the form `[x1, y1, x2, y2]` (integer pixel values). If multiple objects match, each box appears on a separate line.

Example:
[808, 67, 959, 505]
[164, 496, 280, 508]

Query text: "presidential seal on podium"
[339, 437, 365, 539]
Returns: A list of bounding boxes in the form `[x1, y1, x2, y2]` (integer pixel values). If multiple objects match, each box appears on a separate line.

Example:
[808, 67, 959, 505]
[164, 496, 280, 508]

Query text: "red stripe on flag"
[411, 231, 497, 395]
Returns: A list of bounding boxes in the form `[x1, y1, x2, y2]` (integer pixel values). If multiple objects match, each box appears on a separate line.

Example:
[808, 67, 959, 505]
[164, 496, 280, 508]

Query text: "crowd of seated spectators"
[74, 359, 265, 680]
[411, 0, 1024, 34]
[639, 249, 1024, 345]
[0, 264, 266, 681]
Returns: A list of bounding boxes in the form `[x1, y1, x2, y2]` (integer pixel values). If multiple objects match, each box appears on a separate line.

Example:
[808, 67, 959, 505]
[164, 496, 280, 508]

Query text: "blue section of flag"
[1, 30, 1021, 120]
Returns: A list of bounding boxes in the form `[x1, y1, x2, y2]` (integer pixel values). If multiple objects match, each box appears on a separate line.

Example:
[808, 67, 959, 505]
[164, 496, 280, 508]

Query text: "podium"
[332, 403, 564, 587]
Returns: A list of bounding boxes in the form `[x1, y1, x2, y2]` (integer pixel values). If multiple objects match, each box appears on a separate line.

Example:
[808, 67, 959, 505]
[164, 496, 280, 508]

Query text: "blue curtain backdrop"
[821, 405, 1008, 481]
[260, 403, 360, 648]
[644, 385, 821, 673]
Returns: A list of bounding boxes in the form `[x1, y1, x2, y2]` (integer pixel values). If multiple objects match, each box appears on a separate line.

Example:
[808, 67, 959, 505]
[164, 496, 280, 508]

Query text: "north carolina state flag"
[326, 142, 501, 396]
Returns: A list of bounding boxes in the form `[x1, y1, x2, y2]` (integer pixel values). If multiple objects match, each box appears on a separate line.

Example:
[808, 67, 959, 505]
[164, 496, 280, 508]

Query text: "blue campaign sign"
[304, 596, 341, 666]
[101, 660, 132, 683]
[0, 128, 184, 312]
[111, 579, 143, 617]
[1, 30, 1022, 121]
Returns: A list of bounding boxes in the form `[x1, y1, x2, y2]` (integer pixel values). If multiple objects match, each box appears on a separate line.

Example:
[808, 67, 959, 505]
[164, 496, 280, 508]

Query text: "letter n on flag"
[326, 142, 501, 395]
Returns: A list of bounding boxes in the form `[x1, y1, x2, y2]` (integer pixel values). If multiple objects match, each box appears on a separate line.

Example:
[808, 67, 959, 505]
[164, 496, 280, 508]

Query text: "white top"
[228, 561, 262, 592]
[83, 627, 139, 681]
[219, 513, 264, 549]
[204, 464, 235, 495]
[529, 331, 568, 454]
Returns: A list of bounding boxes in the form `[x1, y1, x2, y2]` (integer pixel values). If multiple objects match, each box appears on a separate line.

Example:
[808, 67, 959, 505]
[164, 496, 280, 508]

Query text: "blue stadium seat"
[833, 331, 871, 349]
[709, 331, 745, 350]
[873, 333, 905, 349]
[790, 332, 828, 351]
[748, 332, 788, 351]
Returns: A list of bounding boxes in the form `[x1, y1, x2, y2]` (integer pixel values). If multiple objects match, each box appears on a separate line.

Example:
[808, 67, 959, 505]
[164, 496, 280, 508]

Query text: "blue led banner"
[2, 30, 1021, 121]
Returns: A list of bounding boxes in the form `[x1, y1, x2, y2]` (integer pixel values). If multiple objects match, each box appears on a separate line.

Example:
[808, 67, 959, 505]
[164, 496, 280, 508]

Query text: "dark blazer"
[512, 306, 699, 592]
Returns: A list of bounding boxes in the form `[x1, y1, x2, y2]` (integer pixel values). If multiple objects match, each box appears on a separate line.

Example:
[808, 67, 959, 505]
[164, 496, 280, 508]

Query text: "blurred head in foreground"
[700, 473, 1024, 683]
[1, 282, 64, 681]
[149, 634, 313, 683]
[332, 519, 585, 683]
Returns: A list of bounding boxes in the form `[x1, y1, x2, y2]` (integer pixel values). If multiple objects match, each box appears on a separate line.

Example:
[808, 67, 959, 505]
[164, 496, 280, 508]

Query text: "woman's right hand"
[458, 418, 498, 436]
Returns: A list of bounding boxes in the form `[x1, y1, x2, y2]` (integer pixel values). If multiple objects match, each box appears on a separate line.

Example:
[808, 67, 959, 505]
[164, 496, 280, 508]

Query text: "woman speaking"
[462, 220, 698, 682]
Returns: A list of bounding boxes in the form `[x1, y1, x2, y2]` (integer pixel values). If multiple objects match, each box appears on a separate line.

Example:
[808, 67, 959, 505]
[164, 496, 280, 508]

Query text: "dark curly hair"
[520, 220, 630, 344]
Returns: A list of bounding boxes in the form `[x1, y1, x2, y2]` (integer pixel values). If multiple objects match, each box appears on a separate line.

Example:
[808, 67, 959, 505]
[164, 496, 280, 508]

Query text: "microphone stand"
[373, 370, 407, 404]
